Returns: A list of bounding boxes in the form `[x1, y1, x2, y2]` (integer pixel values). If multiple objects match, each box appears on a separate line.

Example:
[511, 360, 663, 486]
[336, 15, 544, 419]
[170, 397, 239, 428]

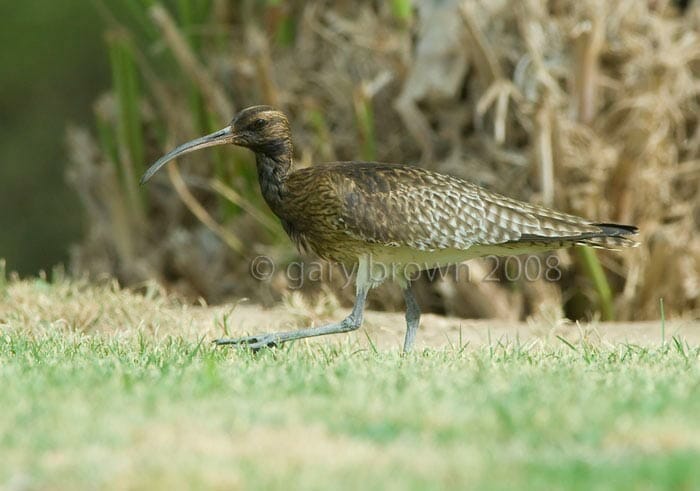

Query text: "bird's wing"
[325, 163, 632, 251]
[331, 163, 486, 250]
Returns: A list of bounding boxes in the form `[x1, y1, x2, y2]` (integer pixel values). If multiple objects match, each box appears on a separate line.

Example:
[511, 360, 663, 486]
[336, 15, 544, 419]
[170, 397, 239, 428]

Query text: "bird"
[140, 105, 638, 352]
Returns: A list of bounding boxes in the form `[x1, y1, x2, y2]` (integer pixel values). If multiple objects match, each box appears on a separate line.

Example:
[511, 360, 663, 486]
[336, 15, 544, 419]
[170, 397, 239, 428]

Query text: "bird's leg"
[402, 286, 421, 353]
[215, 287, 368, 350]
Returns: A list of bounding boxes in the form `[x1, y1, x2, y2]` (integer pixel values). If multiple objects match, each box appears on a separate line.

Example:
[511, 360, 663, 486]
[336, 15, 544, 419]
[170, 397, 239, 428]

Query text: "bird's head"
[140, 105, 290, 184]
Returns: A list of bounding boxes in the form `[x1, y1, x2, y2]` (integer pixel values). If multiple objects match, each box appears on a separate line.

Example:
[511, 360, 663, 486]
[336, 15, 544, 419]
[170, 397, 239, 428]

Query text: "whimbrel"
[141, 106, 637, 352]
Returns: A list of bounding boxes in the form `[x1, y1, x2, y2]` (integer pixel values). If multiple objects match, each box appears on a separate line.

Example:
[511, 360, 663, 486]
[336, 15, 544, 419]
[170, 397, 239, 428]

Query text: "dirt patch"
[215, 303, 700, 350]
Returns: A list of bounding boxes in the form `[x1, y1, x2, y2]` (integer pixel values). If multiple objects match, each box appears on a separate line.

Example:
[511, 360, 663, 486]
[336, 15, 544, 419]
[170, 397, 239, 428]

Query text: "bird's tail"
[517, 223, 639, 250]
[576, 223, 639, 249]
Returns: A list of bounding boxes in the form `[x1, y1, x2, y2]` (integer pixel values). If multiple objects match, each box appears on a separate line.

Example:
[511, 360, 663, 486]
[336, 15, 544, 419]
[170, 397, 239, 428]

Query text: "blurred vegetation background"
[3, 0, 699, 322]
[1, 3, 109, 274]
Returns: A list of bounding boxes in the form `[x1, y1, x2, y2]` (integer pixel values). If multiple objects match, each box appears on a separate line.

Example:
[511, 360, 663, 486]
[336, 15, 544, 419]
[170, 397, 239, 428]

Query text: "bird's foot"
[213, 334, 281, 350]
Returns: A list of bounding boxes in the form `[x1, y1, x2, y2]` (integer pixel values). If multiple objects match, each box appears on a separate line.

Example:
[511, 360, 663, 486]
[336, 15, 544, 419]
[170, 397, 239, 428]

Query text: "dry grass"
[69, 1, 700, 322]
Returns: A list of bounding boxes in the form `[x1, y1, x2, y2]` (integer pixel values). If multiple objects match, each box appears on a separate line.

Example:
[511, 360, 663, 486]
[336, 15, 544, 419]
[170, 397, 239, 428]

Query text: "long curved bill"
[139, 126, 235, 185]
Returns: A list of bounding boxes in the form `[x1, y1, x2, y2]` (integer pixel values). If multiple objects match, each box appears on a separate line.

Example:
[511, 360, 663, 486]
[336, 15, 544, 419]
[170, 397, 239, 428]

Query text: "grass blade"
[576, 246, 614, 321]
[106, 30, 145, 223]
[0, 259, 6, 295]
[660, 297, 666, 348]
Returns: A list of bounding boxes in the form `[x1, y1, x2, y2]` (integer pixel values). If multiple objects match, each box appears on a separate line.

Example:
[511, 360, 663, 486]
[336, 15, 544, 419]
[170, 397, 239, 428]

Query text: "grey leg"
[402, 286, 421, 353]
[215, 287, 368, 350]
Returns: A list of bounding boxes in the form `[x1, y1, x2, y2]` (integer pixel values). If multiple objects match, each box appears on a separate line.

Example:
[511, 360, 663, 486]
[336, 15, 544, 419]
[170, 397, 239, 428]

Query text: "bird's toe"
[213, 334, 279, 350]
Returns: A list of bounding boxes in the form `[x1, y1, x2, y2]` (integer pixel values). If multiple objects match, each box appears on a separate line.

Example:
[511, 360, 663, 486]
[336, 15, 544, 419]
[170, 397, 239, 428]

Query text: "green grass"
[2, 324, 700, 489]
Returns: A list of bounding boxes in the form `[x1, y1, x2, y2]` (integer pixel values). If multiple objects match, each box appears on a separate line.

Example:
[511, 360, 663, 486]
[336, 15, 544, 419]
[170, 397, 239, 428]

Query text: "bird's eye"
[250, 118, 267, 130]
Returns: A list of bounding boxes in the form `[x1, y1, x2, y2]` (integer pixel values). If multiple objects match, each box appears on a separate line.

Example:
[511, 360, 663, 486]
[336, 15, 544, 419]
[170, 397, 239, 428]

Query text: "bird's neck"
[255, 144, 293, 211]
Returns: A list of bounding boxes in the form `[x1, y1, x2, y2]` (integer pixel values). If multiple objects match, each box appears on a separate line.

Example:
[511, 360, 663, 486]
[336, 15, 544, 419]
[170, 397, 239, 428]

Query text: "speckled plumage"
[274, 161, 636, 265]
[142, 105, 638, 352]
